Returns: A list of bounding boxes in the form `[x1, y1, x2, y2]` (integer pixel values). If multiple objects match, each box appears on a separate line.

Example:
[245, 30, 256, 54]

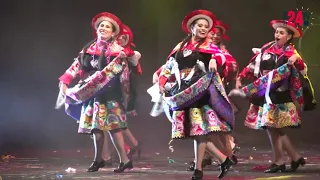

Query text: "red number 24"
[287, 10, 303, 26]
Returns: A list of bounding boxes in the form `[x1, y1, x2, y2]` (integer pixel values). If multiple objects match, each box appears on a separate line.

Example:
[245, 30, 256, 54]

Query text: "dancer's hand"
[209, 59, 217, 72]
[252, 48, 261, 54]
[159, 86, 166, 94]
[288, 54, 298, 64]
[59, 82, 68, 95]
[118, 51, 127, 58]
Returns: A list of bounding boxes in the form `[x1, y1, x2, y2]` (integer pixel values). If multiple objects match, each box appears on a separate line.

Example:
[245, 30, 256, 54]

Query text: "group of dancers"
[57, 9, 316, 180]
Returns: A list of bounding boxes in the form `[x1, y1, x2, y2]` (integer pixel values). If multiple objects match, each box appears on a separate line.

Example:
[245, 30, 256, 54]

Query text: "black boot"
[187, 161, 195, 171]
[103, 158, 112, 167]
[187, 158, 212, 171]
[232, 144, 240, 154]
[191, 169, 203, 180]
[231, 155, 238, 165]
[128, 142, 142, 159]
[113, 161, 133, 173]
[87, 160, 105, 172]
[285, 157, 306, 172]
[264, 163, 286, 173]
[218, 157, 232, 179]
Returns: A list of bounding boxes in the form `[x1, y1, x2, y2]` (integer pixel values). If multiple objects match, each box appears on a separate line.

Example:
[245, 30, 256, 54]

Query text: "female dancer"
[187, 21, 239, 171]
[102, 24, 142, 164]
[58, 12, 133, 173]
[232, 20, 315, 173]
[209, 20, 240, 156]
[186, 20, 240, 171]
[155, 10, 234, 179]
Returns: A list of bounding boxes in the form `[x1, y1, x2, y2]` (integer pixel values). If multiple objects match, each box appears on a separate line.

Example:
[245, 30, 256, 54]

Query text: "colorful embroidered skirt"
[63, 57, 128, 134]
[241, 63, 303, 129]
[78, 100, 127, 134]
[164, 72, 235, 139]
[244, 102, 301, 129]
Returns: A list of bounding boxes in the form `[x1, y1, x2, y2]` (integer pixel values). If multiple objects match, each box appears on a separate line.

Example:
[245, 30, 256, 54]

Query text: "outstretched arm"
[59, 57, 86, 85]
[290, 49, 306, 73]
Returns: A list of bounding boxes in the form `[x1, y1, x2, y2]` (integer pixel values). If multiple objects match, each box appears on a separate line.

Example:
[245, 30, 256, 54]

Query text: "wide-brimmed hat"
[91, 12, 122, 37]
[182, 10, 216, 34]
[270, 20, 303, 38]
[119, 24, 135, 47]
[214, 20, 230, 40]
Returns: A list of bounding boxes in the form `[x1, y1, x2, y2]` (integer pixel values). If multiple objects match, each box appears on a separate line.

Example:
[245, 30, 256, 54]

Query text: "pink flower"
[192, 124, 204, 135]
[292, 79, 301, 89]
[99, 119, 104, 127]
[175, 112, 184, 122]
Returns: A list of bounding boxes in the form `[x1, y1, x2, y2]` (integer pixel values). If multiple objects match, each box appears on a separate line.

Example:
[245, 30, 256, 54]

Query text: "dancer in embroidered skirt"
[102, 23, 142, 164]
[152, 10, 235, 179]
[210, 20, 240, 156]
[231, 20, 316, 173]
[186, 20, 240, 171]
[58, 12, 133, 173]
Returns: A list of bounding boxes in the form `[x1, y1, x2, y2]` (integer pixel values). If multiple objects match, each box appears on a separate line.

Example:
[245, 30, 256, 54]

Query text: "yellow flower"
[272, 73, 281, 83]
[250, 88, 257, 94]
[190, 108, 202, 121]
[163, 69, 170, 76]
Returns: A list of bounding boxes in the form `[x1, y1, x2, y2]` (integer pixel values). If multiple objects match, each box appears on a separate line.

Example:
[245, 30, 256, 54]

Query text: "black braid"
[216, 42, 222, 49]
[175, 34, 192, 64]
[98, 49, 106, 70]
[80, 38, 97, 70]
[216, 26, 222, 47]
[195, 38, 206, 60]
[98, 38, 117, 70]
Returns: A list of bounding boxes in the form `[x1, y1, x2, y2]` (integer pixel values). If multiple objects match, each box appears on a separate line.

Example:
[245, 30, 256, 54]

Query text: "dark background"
[0, 0, 319, 154]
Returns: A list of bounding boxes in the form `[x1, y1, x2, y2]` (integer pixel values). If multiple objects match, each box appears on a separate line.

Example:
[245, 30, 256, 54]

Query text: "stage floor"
[1, 146, 320, 180]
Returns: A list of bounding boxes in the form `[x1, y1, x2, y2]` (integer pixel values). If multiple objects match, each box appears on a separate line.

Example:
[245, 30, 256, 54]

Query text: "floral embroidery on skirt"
[78, 100, 127, 134]
[245, 102, 301, 130]
[171, 105, 232, 139]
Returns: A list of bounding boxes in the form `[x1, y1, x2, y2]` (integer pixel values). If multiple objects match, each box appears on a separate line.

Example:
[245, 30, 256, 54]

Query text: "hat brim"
[119, 24, 134, 47]
[212, 25, 229, 41]
[271, 21, 302, 38]
[215, 25, 227, 34]
[94, 17, 121, 36]
[182, 10, 216, 34]
[92, 12, 122, 37]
